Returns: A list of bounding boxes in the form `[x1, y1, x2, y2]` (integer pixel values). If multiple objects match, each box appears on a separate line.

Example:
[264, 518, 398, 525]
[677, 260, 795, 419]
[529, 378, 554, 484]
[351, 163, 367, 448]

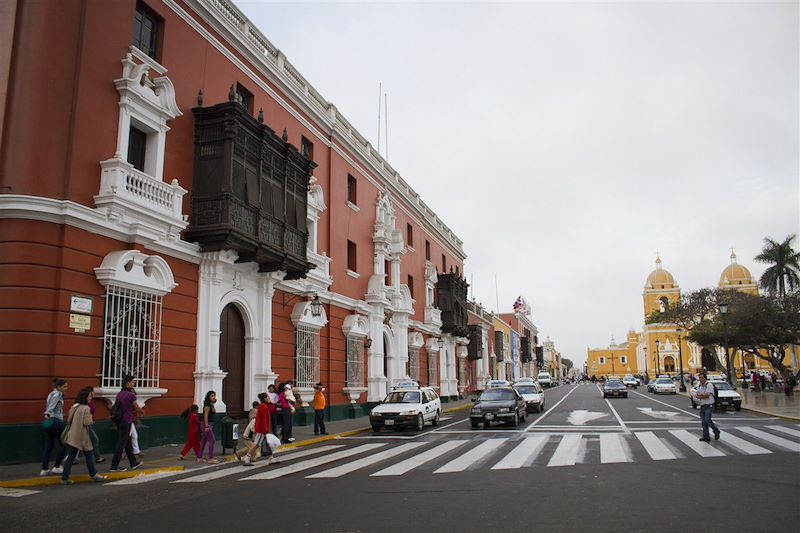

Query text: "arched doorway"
[219, 304, 245, 416]
[383, 333, 392, 386]
[701, 347, 717, 370]
[663, 356, 675, 373]
[743, 354, 755, 370]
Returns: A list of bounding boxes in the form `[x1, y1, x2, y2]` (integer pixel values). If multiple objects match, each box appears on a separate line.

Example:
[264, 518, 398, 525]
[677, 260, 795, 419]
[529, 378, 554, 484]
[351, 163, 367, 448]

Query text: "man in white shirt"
[690, 373, 721, 442]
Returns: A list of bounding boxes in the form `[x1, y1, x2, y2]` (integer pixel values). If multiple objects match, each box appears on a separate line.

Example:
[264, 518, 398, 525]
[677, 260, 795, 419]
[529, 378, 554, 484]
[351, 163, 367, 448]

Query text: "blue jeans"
[62, 445, 97, 480]
[88, 425, 102, 460]
[111, 421, 137, 468]
[41, 419, 66, 470]
[699, 405, 719, 439]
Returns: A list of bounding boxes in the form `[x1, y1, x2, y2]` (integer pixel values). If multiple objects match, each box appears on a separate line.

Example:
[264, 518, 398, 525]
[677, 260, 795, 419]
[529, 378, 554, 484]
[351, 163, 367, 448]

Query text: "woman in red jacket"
[241, 393, 277, 465]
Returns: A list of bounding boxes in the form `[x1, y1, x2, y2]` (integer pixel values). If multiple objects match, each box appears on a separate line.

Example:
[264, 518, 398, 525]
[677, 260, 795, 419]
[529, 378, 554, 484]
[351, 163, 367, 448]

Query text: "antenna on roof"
[384, 91, 389, 161]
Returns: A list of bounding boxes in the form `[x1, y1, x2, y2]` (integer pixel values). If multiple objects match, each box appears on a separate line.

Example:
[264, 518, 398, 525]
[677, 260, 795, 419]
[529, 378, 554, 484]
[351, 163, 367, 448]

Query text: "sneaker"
[320, 432, 329, 435]
[95, 457, 106, 463]
[131, 461, 143, 470]
[50, 466, 63, 474]
[109, 466, 127, 472]
[242, 455, 252, 466]
[699, 437, 710, 443]
[313, 432, 319, 435]
[91, 475, 107, 482]
[206, 458, 219, 464]
[178, 454, 186, 461]
[267, 456, 279, 465]
[39, 469, 50, 476]
[287, 437, 296, 442]
[60, 479, 74, 485]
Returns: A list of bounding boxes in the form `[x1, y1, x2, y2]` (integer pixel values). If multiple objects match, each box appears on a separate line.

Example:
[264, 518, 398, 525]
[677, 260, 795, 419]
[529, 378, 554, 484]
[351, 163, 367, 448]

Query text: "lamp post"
[740, 347, 748, 389]
[643, 346, 648, 381]
[676, 328, 686, 392]
[655, 340, 661, 376]
[719, 302, 732, 385]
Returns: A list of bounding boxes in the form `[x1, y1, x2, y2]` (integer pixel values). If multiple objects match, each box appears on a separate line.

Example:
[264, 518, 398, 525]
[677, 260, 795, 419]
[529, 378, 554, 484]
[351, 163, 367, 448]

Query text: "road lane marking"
[669, 430, 726, 457]
[0, 488, 41, 498]
[547, 434, 582, 467]
[736, 427, 800, 452]
[567, 410, 609, 425]
[173, 446, 344, 483]
[600, 433, 630, 463]
[632, 391, 700, 418]
[307, 442, 428, 478]
[604, 399, 628, 432]
[717, 433, 771, 455]
[371, 440, 468, 476]
[434, 439, 507, 473]
[766, 425, 800, 439]
[635, 431, 677, 460]
[491, 435, 550, 470]
[636, 407, 691, 421]
[107, 470, 185, 485]
[241, 443, 387, 480]
[526, 385, 581, 429]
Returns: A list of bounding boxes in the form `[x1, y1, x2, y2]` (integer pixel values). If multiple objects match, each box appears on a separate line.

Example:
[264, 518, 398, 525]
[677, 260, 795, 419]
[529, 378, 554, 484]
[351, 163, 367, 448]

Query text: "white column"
[367, 309, 387, 401]
[392, 313, 410, 386]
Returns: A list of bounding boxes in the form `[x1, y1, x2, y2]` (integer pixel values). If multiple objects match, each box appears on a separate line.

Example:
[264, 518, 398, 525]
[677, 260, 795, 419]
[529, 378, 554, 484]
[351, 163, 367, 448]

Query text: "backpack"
[110, 401, 124, 425]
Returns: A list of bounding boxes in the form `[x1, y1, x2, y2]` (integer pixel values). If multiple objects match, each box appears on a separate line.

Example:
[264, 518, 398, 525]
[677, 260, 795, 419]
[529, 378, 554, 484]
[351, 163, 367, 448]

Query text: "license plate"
[384, 419, 394, 426]
[485, 414, 495, 420]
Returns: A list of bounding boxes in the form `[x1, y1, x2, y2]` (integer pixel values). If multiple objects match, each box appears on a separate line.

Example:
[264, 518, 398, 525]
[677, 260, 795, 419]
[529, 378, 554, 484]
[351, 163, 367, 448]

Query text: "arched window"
[663, 356, 675, 373]
[659, 297, 669, 313]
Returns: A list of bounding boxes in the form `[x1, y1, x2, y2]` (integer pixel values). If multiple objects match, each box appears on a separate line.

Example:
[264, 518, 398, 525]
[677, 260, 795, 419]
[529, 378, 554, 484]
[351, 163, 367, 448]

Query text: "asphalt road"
[3, 382, 799, 533]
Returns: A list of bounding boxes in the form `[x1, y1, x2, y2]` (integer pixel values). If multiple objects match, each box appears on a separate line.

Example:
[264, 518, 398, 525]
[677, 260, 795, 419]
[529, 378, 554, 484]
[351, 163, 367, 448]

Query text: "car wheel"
[734, 404, 741, 411]
[471, 421, 480, 429]
[372, 425, 381, 433]
[511, 411, 519, 427]
[484, 421, 491, 429]
[431, 410, 440, 426]
[535, 404, 541, 413]
[415, 414, 424, 432]
[624, 393, 628, 398]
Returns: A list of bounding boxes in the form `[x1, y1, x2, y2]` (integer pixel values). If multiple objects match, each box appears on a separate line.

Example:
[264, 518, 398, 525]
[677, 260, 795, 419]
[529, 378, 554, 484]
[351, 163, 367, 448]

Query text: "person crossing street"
[691, 373, 720, 443]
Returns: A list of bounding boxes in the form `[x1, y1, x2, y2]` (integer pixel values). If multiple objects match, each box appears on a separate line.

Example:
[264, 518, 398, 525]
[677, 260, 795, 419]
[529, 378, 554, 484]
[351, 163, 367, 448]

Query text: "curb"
[0, 465, 184, 489]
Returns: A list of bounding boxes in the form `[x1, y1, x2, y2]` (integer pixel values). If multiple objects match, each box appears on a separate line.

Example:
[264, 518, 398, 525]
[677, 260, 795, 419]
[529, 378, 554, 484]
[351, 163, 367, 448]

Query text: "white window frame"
[428, 352, 439, 387]
[621, 356, 627, 364]
[599, 357, 606, 365]
[295, 324, 321, 389]
[408, 346, 420, 381]
[346, 336, 365, 388]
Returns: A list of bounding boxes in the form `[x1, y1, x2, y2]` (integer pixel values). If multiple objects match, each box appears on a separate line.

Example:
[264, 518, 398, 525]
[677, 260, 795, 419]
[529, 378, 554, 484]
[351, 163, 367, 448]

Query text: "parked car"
[622, 375, 638, 388]
[370, 385, 441, 432]
[470, 387, 527, 428]
[513, 381, 546, 413]
[537, 372, 553, 388]
[487, 379, 511, 388]
[647, 379, 657, 393]
[603, 379, 628, 398]
[653, 377, 676, 395]
[690, 380, 742, 411]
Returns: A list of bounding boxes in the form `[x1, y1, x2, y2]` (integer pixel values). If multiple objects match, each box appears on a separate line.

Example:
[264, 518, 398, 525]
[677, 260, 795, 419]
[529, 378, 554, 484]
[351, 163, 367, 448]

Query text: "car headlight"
[371, 412, 381, 417]
[471, 407, 481, 413]
[499, 408, 510, 413]
[399, 410, 418, 416]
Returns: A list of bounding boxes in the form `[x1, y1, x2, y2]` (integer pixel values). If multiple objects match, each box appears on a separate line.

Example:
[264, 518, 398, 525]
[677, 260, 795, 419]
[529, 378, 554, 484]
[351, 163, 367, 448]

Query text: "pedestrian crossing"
[12, 425, 798, 497]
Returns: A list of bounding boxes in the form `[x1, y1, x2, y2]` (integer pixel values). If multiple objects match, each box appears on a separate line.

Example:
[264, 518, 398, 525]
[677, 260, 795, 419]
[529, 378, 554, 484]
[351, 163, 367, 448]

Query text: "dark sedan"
[470, 387, 527, 428]
[603, 379, 628, 398]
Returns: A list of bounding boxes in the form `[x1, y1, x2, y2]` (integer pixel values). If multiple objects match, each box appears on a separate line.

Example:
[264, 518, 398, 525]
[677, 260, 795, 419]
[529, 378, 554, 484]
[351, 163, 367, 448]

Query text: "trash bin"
[220, 416, 239, 455]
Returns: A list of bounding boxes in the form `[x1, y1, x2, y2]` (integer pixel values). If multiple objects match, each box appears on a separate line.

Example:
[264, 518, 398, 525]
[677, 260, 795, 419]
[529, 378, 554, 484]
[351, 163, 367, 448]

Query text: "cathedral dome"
[719, 250, 754, 287]
[645, 256, 676, 289]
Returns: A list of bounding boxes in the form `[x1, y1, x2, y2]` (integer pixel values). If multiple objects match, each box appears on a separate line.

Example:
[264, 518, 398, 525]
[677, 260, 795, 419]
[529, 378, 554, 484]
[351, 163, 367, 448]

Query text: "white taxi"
[369, 382, 441, 432]
[513, 380, 546, 413]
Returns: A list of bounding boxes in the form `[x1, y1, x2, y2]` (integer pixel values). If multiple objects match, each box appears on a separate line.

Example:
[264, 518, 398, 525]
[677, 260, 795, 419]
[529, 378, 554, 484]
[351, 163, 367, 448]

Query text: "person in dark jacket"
[109, 375, 143, 472]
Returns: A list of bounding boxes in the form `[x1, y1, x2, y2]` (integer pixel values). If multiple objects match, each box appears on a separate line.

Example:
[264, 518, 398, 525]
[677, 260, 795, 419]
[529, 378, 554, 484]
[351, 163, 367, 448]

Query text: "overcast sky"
[236, 0, 799, 367]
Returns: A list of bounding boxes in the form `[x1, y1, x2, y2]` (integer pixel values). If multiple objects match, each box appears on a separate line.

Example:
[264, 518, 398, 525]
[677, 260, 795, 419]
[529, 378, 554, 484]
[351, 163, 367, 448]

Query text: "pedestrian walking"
[41, 378, 69, 476]
[109, 375, 144, 472]
[178, 404, 201, 460]
[751, 371, 760, 392]
[240, 393, 277, 465]
[277, 383, 295, 443]
[690, 373, 720, 443]
[786, 372, 797, 396]
[60, 387, 107, 485]
[87, 397, 105, 464]
[312, 382, 328, 435]
[198, 390, 219, 464]
[267, 384, 279, 437]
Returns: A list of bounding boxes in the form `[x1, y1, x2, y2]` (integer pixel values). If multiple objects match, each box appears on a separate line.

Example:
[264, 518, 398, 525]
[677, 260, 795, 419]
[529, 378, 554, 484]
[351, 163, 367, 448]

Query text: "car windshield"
[710, 381, 733, 390]
[480, 389, 515, 401]
[656, 379, 672, 384]
[514, 386, 538, 394]
[384, 391, 420, 403]
[538, 374, 550, 379]
[605, 381, 624, 388]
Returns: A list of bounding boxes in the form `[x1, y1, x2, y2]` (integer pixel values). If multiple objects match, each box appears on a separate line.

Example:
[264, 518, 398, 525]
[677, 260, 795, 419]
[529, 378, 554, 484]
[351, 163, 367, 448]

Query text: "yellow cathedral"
[587, 251, 772, 380]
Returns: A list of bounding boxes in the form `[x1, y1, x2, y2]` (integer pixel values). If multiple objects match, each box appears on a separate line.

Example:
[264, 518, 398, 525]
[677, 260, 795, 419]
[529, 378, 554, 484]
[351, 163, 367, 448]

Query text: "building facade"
[0, 0, 470, 460]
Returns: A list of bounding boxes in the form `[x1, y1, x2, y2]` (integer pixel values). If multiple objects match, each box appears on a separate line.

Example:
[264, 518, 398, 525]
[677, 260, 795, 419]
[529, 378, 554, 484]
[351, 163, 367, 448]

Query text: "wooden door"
[219, 304, 245, 417]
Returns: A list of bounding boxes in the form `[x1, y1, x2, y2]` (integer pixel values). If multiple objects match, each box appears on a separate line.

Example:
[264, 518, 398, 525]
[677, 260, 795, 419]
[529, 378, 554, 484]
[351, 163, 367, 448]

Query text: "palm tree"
[755, 234, 800, 297]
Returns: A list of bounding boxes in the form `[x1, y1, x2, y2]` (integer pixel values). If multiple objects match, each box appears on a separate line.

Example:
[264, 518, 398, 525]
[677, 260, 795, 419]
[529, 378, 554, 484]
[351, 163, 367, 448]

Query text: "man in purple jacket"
[109, 375, 144, 472]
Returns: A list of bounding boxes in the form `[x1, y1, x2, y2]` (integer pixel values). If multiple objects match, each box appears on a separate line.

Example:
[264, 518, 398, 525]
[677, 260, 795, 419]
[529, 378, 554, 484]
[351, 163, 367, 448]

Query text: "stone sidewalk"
[0, 399, 473, 488]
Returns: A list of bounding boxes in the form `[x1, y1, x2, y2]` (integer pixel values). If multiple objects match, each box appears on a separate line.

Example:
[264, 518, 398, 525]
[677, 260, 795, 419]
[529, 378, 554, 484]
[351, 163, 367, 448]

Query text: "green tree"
[755, 234, 800, 297]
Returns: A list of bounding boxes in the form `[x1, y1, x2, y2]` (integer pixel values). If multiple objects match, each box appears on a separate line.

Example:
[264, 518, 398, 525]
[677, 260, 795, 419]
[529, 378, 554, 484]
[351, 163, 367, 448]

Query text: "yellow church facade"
[587, 252, 775, 381]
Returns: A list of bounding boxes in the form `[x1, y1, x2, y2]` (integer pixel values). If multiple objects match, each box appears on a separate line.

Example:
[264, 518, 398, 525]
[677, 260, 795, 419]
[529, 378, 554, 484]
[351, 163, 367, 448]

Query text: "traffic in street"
[3, 381, 798, 532]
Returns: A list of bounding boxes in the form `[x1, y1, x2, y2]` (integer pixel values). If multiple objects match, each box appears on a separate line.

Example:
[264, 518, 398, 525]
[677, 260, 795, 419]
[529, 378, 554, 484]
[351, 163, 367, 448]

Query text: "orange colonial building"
[0, 0, 468, 461]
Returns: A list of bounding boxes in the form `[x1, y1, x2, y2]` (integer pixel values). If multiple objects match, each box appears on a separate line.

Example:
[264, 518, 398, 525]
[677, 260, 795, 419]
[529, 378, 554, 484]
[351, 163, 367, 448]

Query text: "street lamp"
[655, 340, 661, 376]
[718, 302, 732, 385]
[643, 346, 648, 381]
[676, 328, 686, 392]
[310, 294, 323, 317]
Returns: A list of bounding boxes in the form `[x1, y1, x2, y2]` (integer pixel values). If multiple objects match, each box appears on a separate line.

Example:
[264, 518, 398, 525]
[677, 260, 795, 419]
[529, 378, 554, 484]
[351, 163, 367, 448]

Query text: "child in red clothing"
[178, 404, 200, 460]
[241, 393, 276, 465]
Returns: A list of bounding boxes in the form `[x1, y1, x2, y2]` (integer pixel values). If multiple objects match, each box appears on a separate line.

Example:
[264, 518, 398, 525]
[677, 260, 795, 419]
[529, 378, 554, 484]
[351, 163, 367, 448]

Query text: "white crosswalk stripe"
[307, 442, 427, 478]
[717, 433, 771, 455]
[434, 438, 506, 473]
[600, 433, 630, 464]
[491, 435, 549, 470]
[372, 440, 468, 476]
[669, 430, 726, 457]
[736, 427, 800, 452]
[0, 488, 41, 498]
[635, 431, 677, 460]
[241, 443, 386, 480]
[548, 434, 583, 467]
[766, 425, 800, 439]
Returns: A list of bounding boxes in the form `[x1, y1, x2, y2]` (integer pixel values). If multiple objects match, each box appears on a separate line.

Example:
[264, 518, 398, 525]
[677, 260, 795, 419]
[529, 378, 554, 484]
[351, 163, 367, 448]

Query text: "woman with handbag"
[40, 378, 69, 476]
[60, 386, 107, 485]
